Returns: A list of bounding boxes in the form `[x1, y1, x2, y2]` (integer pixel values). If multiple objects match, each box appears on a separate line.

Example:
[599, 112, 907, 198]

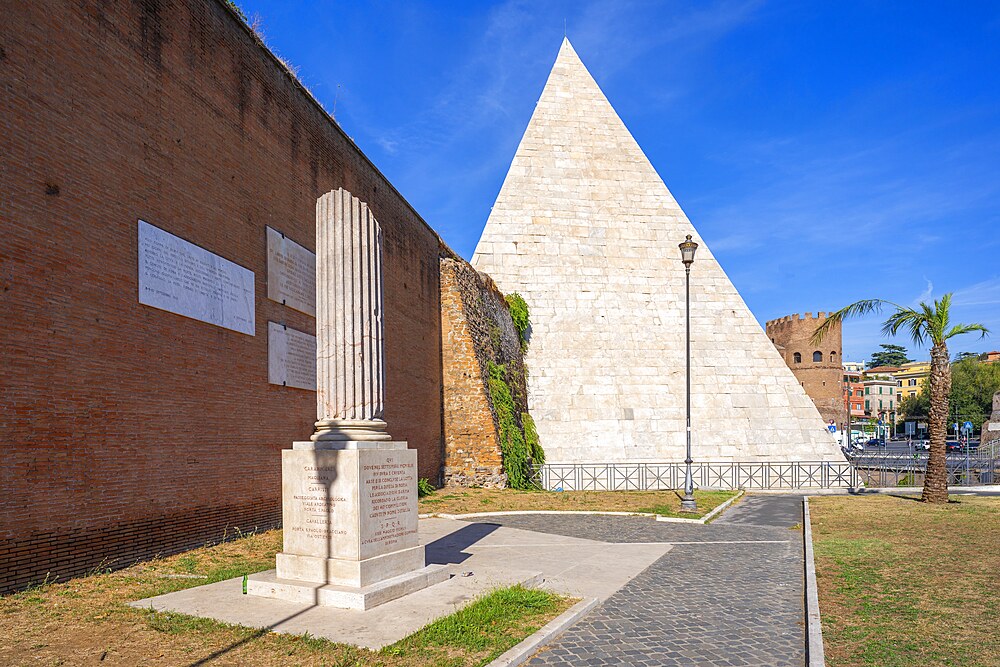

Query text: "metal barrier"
[531, 453, 1000, 491]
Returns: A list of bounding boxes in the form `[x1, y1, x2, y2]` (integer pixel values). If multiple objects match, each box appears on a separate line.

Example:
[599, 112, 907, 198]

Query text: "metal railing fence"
[530, 452, 1000, 491]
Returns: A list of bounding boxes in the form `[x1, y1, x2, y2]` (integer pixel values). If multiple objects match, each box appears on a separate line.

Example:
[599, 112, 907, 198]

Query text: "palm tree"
[813, 293, 988, 504]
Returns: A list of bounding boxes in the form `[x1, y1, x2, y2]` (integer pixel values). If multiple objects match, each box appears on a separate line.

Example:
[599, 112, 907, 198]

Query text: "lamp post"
[678, 234, 698, 513]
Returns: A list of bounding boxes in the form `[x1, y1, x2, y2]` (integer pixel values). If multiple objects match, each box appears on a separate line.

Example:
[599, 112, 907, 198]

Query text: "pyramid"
[472, 39, 842, 463]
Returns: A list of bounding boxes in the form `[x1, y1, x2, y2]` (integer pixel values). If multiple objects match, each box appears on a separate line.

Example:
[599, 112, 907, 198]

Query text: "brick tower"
[765, 313, 846, 426]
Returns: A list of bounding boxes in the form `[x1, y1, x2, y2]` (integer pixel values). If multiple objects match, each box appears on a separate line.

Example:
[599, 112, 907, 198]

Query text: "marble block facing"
[262, 443, 432, 599]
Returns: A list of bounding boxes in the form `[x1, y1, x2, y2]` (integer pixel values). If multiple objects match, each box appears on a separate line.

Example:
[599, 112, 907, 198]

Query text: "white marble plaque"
[268, 321, 317, 391]
[266, 226, 316, 317]
[138, 220, 255, 335]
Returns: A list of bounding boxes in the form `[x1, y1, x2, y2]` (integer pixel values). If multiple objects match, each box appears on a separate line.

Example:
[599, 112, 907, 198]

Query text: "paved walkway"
[470, 495, 807, 667]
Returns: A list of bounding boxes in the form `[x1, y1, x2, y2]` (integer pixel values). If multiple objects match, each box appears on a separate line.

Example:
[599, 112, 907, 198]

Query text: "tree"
[814, 294, 989, 504]
[954, 351, 980, 363]
[897, 356, 1000, 429]
[867, 343, 913, 368]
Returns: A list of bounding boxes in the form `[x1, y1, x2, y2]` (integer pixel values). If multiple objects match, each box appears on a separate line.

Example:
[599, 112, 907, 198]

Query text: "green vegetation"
[522, 412, 544, 466]
[384, 585, 567, 662]
[225, 0, 247, 22]
[811, 495, 1000, 667]
[867, 343, 913, 368]
[417, 478, 435, 498]
[505, 293, 530, 350]
[488, 362, 533, 489]
[418, 487, 738, 519]
[815, 293, 989, 503]
[0, 529, 572, 666]
[899, 354, 1000, 428]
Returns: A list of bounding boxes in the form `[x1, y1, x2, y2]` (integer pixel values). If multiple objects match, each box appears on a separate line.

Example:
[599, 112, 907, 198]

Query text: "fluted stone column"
[247, 188, 446, 610]
[312, 188, 391, 442]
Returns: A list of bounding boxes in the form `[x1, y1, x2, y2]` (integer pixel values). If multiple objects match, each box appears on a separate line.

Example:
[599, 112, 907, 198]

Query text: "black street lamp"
[678, 234, 698, 513]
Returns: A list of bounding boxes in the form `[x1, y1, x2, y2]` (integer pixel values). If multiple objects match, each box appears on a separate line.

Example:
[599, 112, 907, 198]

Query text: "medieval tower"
[765, 313, 846, 426]
[472, 39, 842, 463]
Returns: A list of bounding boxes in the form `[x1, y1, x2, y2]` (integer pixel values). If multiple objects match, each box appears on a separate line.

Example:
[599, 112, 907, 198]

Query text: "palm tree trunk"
[922, 342, 952, 503]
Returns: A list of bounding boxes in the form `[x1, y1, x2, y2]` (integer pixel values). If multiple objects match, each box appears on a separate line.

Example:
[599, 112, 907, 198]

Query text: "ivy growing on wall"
[505, 293, 530, 351]
[522, 412, 544, 466]
[488, 361, 535, 489]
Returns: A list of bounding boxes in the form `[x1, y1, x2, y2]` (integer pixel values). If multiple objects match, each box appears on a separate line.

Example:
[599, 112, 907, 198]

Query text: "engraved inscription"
[361, 459, 417, 549]
[268, 322, 317, 391]
[137, 220, 255, 335]
[266, 226, 316, 317]
[287, 464, 347, 540]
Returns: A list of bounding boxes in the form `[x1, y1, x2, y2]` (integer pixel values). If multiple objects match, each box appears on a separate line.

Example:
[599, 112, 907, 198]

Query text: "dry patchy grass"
[418, 487, 737, 519]
[810, 494, 1000, 667]
[0, 528, 571, 666]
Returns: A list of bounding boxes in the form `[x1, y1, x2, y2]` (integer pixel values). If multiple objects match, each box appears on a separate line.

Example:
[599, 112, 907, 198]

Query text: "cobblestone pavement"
[471, 495, 806, 666]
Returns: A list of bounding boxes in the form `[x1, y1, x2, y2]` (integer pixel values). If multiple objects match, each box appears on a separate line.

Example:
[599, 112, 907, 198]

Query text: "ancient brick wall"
[0, 0, 443, 592]
[439, 256, 527, 487]
[766, 313, 846, 425]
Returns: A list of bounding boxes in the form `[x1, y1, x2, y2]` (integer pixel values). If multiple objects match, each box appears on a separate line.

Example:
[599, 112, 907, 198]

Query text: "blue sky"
[238, 0, 1000, 363]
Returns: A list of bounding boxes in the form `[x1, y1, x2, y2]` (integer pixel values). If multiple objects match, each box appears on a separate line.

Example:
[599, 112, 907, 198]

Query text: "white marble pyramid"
[472, 39, 842, 463]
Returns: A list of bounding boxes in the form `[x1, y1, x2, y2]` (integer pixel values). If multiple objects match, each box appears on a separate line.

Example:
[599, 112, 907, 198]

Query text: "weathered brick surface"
[0, 0, 442, 592]
[439, 257, 527, 487]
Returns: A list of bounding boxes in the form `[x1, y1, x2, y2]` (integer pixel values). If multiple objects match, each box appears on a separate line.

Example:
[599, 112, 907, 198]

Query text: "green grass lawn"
[419, 487, 738, 519]
[0, 528, 572, 666]
[810, 494, 1000, 667]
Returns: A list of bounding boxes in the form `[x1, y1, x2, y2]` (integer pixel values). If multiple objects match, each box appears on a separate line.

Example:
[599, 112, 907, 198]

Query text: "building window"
[909, 379, 917, 386]
[865, 387, 870, 395]
[865, 400, 870, 411]
[879, 386, 883, 394]
[813, 351, 822, 362]
[793, 352, 801, 364]
[889, 387, 893, 395]
[830, 351, 837, 362]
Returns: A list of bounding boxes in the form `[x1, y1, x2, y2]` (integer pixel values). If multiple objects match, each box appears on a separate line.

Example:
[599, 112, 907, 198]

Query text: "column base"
[312, 419, 392, 442]
[247, 564, 450, 611]
[275, 545, 426, 588]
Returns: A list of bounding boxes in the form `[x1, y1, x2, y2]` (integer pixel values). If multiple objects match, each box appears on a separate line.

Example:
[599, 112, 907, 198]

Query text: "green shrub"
[417, 478, 436, 498]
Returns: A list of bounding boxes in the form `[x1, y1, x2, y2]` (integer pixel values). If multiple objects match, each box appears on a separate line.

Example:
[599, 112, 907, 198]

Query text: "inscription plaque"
[266, 226, 316, 317]
[268, 322, 317, 391]
[359, 457, 418, 558]
[138, 220, 255, 335]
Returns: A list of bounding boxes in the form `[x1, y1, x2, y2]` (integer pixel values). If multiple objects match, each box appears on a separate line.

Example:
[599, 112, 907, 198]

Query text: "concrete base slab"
[130, 517, 671, 649]
[247, 563, 449, 610]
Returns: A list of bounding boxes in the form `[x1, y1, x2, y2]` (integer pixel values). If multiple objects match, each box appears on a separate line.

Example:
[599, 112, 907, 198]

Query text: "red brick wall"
[0, 0, 443, 592]
[440, 259, 505, 487]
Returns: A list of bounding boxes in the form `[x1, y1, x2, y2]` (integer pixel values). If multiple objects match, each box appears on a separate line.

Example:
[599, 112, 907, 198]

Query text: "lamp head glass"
[678, 234, 698, 266]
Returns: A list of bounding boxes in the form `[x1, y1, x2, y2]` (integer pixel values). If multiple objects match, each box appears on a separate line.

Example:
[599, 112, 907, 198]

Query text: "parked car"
[946, 440, 963, 452]
[914, 440, 929, 451]
[866, 438, 883, 447]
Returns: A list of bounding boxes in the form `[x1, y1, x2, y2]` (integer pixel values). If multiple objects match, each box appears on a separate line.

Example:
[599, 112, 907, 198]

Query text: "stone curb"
[803, 497, 826, 667]
[484, 597, 600, 667]
[751, 484, 998, 496]
[655, 489, 745, 524]
[419, 490, 745, 523]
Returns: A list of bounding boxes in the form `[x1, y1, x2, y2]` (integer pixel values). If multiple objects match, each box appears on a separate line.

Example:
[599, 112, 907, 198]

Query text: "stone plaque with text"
[266, 226, 316, 317]
[138, 220, 255, 335]
[268, 322, 317, 391]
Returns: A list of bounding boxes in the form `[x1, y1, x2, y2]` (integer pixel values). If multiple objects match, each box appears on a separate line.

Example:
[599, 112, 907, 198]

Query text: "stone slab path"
[470, 495, 807, 667]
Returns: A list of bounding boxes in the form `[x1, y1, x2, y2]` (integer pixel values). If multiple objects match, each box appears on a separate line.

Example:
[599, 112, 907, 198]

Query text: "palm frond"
[944, 323, 990, 341]
[880, 308, 926, 346]
[811, 299, 899, 344]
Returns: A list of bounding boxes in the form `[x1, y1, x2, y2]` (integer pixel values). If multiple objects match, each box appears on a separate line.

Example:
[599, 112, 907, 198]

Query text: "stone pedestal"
[249, 188, 447, 610]
[248, 441, 447, 610]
